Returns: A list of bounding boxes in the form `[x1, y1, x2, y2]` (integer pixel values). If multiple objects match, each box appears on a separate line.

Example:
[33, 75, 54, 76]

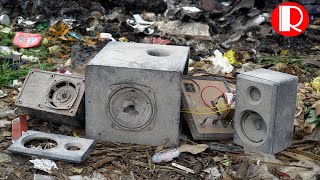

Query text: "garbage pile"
[0, 0, 320, 179]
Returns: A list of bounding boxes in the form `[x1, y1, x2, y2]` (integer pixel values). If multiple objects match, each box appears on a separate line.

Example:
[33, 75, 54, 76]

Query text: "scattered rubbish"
[172, 162, 195, 174]
[278, 161, 320, 180]
[0, 119, 11, 127]
[157, 21, 212, 41]
[12, 79, 22, 88]
[0, 14, 10, 26]
[311, 77, 320, 94]
[127, 14, 155, 35]
[178, 144, 209, 154]
[99, 33, 116, 41]
[13, 32, 42, 48]
[11, 115, 28, 142]
[208, 50, 234, 74]
[152, 148, 180, 163]
[0, 89, 7, 98]
[203, 167, 221, 180]
[0, 152, 11, 163]
[209, 142, 244, 154]
[29, 159, 58, 173]
[145, 37, 172, 45]
[8, 130, 96, 163]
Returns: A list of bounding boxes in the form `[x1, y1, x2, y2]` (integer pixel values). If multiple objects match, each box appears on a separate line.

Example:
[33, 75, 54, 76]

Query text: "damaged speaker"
[181, 75, 234, 140]
[234, 69, 298, 154]
[16, 69, 85, 127]
[86, 42, 190, 146]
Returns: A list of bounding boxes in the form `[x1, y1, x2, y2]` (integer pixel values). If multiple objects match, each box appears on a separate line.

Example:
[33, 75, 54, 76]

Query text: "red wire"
[200, 85, 229, 114]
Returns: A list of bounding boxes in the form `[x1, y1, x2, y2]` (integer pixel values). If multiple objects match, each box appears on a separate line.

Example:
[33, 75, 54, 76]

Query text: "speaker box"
[234, 69, 298, 154]
[181, 75, 234, 140]
[16, 69, 85, 127]
[86, 42, 189, 146]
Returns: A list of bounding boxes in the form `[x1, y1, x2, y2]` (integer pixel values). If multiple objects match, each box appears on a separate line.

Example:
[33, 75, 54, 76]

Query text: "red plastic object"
[146, 37, 172, 45]
[13, 32, 42, 48]
[12, 115, 28, 142]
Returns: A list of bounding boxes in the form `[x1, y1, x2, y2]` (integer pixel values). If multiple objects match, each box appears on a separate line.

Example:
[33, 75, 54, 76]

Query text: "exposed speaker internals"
[45, 80, 80, 110]
[107, 84, 156, 131]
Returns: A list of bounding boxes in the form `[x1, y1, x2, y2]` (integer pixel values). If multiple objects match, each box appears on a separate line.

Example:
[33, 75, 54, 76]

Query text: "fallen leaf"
[71, 167, 83, 174]
[178, 144, 209, 154]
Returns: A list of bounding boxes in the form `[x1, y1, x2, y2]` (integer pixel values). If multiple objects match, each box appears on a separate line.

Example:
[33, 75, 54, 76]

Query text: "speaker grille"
[241, 111, 267, 143]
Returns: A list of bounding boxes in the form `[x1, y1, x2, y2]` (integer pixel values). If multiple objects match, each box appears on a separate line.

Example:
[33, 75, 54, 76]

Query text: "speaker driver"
[45, 80, 79, 109]
[241, 111, 267, 143]
[108, 87, 155, 130]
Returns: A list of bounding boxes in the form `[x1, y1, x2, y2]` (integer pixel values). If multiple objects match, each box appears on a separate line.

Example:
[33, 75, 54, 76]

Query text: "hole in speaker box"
[147, 49, 170, 57]
[241, 111, 267, 143]
[24, 138, 58, 150]
[247, 86, 261, 102]
[64, 143, 83, 151]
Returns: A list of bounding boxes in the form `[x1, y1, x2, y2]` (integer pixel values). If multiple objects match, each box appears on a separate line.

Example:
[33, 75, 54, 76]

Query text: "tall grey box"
[234, 69, 298, 154]
[16, 69, 85, 127]
[86, 42, 189, 146]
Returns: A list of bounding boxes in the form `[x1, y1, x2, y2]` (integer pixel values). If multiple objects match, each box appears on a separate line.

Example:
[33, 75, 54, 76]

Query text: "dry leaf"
[71, 167, 83, 174]
[178, 144, 209, 154]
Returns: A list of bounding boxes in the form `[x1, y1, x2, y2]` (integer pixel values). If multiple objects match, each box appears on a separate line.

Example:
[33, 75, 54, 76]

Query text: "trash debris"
[209, 142, 244, 154]
[207, 50, 234, 74]
[203, 167, 221, 180]
[127, 14, 155, 35]
[311, 77, 320, 94]
[13, 32, 42, 48]
[172, 162, 195, 174]
[0, 14, 10, 26]
[152, 148, 180, 163]
[29, 159, 58, 173]
[0, 89, 7, 98]
[157, 20, 212, 41]
[0, 152, 11, 163]
[11, 115, 28, 142]
[178, 144, 209, 154]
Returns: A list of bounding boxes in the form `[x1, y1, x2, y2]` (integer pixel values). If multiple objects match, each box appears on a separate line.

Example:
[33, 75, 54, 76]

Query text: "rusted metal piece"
[181, 75, 234, 140]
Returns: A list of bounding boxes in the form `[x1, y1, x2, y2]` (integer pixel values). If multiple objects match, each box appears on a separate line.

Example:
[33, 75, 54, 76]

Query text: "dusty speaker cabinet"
[234, 69, 298, 154]
[181, 75, 234, 140]
[86, 42, 190, 146]
[16, 69, 85, 127]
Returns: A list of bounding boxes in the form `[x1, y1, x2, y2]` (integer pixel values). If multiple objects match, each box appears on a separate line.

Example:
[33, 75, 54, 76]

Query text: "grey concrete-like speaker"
[16, 69, 85, 127]
[85, 42, 189, 146]
[234, 69, 298, 154]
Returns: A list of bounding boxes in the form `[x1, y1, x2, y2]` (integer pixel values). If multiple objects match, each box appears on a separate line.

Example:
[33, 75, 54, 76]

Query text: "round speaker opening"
[241, 111, 267, 143]
[64, 143, 82, 151]
[108, 87, 154, 130]
[24, 138, 58, 150]
[247, 86, 261, 102]
[45, 80, 78, 109]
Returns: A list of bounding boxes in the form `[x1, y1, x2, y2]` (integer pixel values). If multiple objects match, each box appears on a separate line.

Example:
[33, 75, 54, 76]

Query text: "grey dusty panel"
[7, 130, 95, 163]
[86, 42, 190, 146]
[234, 69, 298, 154]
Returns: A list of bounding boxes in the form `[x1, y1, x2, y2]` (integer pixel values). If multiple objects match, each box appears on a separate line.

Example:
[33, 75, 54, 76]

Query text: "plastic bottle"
[151, 148, 180, 163]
